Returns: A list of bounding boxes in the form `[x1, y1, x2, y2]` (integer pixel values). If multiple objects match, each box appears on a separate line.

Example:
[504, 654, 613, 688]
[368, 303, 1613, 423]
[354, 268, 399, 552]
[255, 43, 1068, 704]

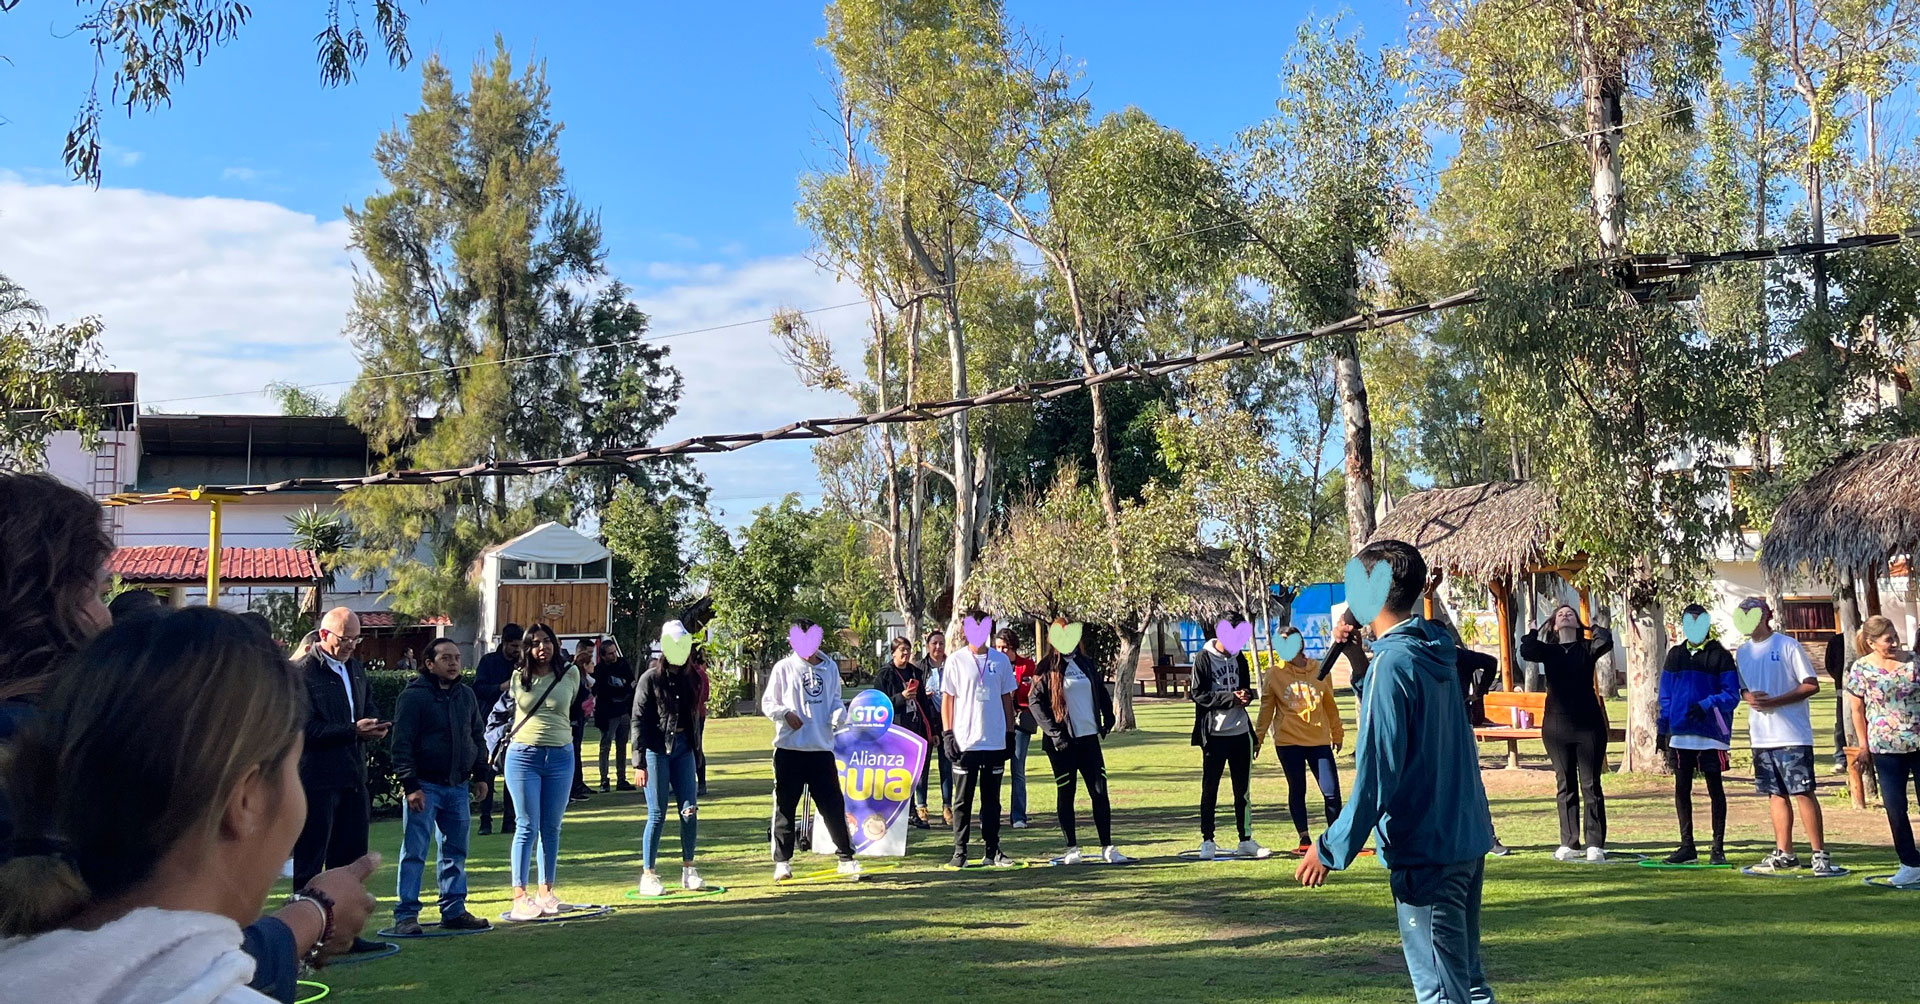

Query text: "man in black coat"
[293, 607, 389, 953]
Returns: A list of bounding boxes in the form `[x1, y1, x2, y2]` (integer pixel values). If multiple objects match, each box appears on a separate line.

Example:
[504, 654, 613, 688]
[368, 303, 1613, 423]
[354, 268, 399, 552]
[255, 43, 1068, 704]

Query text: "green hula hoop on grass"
[780, 862, 902, 884]
[295, 980, 330, 1004]
[623, 884, 728, 903]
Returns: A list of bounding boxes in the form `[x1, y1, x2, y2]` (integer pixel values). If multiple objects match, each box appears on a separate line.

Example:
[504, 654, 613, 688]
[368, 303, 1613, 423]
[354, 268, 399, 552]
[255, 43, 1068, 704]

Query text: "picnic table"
[1151, 662, 1191, 698]
[1475, 691, 1625, 769]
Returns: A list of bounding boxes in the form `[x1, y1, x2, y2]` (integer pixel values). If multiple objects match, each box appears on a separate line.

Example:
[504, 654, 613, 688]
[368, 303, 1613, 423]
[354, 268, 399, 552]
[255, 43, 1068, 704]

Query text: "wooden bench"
[1476, 692, 1547, 769]
[1153, 663, 1192, 698]
[1475, 691, 1627, 769]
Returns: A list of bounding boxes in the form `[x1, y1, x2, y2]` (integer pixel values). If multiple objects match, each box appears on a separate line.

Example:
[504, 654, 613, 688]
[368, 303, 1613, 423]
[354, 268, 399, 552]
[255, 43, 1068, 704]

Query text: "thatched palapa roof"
[967, 544, 1245, 624]
[1759, 436, 1920, 589]
[1368, 480, 1563, 584]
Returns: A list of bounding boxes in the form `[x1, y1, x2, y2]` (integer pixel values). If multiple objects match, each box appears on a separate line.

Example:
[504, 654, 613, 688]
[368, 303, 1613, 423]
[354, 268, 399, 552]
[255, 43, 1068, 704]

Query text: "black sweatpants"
[772, 748, 854, 862]
[292, 785, 370, 889]
[952, 749, 1006, 857]
[1673, 747, 1727, 851]
[1545, 724, 1608, 849]
[1200, 733, 1254, 843]
[1045, 735, 1112, 849]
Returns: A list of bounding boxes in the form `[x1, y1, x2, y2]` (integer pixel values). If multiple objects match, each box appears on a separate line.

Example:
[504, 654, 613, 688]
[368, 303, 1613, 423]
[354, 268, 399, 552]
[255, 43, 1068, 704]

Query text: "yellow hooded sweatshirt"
[1255, 654, 1345, 749]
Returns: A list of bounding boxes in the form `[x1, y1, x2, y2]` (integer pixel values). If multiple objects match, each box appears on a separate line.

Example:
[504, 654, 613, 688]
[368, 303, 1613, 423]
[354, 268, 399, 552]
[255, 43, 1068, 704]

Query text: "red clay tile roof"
[109, 546, 323, 584]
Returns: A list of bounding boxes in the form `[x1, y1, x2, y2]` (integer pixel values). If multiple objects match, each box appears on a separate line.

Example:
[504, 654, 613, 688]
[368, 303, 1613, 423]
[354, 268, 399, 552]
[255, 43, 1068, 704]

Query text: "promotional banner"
[811, 689, 929, 857]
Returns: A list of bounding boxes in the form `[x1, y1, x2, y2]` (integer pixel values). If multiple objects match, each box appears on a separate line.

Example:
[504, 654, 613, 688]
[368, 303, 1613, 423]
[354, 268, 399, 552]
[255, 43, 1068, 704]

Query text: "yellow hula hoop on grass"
[295, 980, 330, 1004]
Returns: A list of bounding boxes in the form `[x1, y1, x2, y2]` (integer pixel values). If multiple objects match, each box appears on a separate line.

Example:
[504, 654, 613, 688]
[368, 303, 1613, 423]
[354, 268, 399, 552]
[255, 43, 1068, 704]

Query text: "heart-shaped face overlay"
[1215, 619, 1254, 657]
[661, 630, 695, 667]
[1346, 556, 1393, 625]
[1732, 605, 1763, 636]
[1276, 632, 1304, 661]
[1047, 621, 1084, 655]
[963, 615, 994, 649]
[1681, 611, 1711, 645]
[789, 622, 824, 659]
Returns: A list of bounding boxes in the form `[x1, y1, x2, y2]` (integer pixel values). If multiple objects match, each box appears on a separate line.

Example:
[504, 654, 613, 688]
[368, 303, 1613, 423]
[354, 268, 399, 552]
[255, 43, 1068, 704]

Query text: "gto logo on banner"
[811, 689, 928, 857]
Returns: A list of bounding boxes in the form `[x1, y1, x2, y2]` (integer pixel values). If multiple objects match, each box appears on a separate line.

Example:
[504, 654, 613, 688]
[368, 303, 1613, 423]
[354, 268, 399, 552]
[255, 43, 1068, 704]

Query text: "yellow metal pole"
[206, 500, 224, 604]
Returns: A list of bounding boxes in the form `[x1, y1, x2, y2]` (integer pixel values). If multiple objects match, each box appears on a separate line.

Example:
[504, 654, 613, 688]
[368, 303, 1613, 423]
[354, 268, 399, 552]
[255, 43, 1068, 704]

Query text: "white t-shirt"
[941, 647, 1016, 751]
[1735, 632, 1818, 749]
[1063, 660, 1098, 738]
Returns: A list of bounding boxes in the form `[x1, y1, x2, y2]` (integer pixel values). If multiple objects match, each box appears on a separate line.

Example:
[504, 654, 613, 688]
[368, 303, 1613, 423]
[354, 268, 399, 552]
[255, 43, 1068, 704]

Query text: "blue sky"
[0, 1, 1411, 516]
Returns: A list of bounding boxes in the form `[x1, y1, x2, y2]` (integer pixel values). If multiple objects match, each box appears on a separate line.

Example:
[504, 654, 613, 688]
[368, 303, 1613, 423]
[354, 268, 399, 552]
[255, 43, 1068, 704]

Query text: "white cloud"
[221, 166, 263, 182]
[0, 177, 869, 516]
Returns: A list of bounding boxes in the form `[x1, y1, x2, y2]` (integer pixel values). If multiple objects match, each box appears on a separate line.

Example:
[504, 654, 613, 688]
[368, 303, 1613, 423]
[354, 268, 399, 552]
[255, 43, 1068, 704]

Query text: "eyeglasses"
[323, 631, 363, 645]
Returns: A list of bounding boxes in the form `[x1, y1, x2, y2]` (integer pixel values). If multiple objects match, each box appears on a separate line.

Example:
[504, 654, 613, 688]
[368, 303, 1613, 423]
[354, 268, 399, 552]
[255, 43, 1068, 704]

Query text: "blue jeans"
[505, 743, 574, 888]
[1393, 858, 1496, 1004]
[938, 743, 955, 808]
[395, 781, 471, 922]
[1010, 730, 1031, 823]
[643, 733, 700, 870]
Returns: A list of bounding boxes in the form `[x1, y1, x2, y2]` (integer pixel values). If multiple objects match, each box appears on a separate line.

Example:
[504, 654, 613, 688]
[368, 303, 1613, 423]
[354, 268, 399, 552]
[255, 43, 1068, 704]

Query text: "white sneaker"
[1553, 845, 1581, 862]
[1102, 846, 1135, 864]
[637, 871, 666, 897]
[1237, 839, 1271, 860]
[1890, 864, 1920, 888]
[1198, 839, 1218, 861]
[508, 896, 542, 921]
[772, 861, 793, 882]
[1059, 846, 1084, 865]
[837, 859, 862, 876]
[1011, 820, 1028, 829]
[1585, 846, 1607, 863]
[681, 866, 705, 891]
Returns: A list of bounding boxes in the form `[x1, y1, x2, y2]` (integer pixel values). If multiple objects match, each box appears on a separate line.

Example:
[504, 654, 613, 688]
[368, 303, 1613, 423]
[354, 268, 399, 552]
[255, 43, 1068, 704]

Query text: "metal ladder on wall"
[91, 436, 123, 543]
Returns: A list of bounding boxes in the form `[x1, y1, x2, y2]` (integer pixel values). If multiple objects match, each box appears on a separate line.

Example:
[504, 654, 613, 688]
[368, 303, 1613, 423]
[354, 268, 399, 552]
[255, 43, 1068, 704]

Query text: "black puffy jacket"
[392, 673, 491, 792]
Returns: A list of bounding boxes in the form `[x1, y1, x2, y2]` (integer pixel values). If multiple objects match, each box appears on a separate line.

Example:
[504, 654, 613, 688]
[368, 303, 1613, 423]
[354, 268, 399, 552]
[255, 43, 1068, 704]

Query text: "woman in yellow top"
[1254, 625, 1345, 853]
[502, 624, 582, 921]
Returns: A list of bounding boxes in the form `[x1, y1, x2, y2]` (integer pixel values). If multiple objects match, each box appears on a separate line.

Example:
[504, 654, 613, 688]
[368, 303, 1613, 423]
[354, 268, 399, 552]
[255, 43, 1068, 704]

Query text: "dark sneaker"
[391, 919, 423, 937]
[985, 851, 1017, 868]
[440, 912, 491, 931]
[1750, 848, 1800, 874]
[1810, 850, 1843, 877]
[599, 783, 611, 793]
[348, 936, 391, 954]
[908, 814, 929, 829]
[1708, 849, 1727, 866]
[617, 781, 637, 792]
[1664, 846, 1698, 865]
[477, 821, 492, 836]
[948, 852, 968, 869]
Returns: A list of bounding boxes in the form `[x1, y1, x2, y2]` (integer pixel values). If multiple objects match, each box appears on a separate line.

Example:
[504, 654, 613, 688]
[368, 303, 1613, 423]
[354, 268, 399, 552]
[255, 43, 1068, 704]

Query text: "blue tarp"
[1176, 582, 1345, 660]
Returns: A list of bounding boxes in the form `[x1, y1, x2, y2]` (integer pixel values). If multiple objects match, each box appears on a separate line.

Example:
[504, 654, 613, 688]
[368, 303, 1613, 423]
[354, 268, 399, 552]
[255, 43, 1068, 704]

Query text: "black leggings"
[952, 751, 1006, 857]
[1673, 747, 1727, 851]
[1200, 733, 1254, 842]
[1045, 735, 1112, 848]
[1278, 744, 1343, 838]
[1545, 725, 1607, 849]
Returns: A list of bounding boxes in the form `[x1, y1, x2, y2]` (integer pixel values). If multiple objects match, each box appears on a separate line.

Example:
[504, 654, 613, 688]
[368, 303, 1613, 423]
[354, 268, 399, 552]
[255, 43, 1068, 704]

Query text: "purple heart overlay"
[789, 622, 824, 659]
[963, 615, 993, 649]
[1215, 619, 1254, 657]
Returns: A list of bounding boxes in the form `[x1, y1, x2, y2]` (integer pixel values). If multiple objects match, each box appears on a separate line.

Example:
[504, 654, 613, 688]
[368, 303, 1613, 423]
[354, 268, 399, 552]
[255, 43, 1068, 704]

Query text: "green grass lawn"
[306, 698, 1918, 1004]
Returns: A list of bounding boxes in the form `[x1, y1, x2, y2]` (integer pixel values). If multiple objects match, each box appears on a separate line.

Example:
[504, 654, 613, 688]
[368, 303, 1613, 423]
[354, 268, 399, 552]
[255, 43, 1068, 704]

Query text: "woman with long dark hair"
[1521, 603, 1614, 861]
[631, 620, 704, 896]
[503, 624, 581, 920]
[875, 635, 940, 828]
[1028, 619, 1131, 864]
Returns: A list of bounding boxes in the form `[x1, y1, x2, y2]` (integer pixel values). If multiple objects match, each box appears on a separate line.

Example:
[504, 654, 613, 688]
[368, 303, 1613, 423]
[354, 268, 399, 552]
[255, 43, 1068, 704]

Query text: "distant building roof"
[109, 546, 324, 584]
[136, 415, 374, 459]
[357, 611, 452, 629]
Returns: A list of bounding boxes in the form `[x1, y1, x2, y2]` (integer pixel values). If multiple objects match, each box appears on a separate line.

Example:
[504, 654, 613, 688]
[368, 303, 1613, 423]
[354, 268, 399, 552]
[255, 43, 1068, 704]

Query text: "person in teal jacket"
[1297, 539, 1496, 1004]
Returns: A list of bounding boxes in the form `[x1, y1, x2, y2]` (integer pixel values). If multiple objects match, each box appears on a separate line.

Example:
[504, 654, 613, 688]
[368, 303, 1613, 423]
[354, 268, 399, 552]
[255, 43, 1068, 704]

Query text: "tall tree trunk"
[899, 204, 976, 626]
[904, 301, 927, 642]
[1114, 622, 1142, 732]
[1577, 23, 1667, 772]
[1334, 334, 1376, 551]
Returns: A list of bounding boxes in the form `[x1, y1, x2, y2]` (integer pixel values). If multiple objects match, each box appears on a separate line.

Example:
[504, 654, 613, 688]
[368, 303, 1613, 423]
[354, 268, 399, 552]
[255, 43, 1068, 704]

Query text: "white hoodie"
[0, 907, 270, 1004]
[761, 653, 842, 752]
